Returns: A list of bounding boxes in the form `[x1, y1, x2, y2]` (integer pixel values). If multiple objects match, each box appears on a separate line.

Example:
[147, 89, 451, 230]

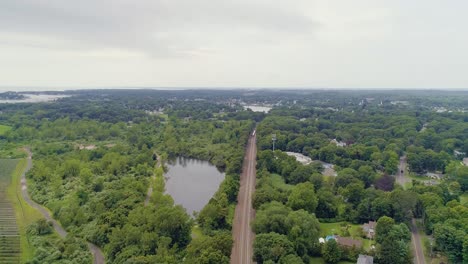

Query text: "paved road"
[410, 218, 425, 264]
[396, 156, 410, 186]
[231, 131, 257, 264]
[20, 148, 105, 264]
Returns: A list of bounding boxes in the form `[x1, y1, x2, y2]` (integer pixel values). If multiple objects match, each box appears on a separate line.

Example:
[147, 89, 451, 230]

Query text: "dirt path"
[410, 218, 425, 264]
[144, 155, 160, 206]
[20, 148, 105, 264]
[231, 131, 257, 264]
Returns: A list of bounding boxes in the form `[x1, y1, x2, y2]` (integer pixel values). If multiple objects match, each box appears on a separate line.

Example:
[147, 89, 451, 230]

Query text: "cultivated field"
[0, 159, 20, 263]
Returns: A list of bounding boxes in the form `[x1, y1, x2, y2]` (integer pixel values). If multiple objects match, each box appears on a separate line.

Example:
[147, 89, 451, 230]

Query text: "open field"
[0, 159, 21, 263]
[4, 158, 43, 262]
[0, 124, 12, 135]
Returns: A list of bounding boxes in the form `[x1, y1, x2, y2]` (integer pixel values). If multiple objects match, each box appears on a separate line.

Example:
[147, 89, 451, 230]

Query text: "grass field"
[0, 159, 20, 181]
[0, 124, 12, 135]
[5, 158, 43, 262]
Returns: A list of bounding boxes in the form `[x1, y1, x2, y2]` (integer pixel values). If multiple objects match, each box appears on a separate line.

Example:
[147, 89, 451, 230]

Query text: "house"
[335, 236, 362, 248]
[357, 254, 374, 264]
[463, 158, 468, 166]
[362, 221, 376, 239]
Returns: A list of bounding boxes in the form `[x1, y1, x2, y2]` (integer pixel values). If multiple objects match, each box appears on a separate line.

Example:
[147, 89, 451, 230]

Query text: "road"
[396, 155, 410, 186]
[231, 131, 257, 264]
[20, 148, 105, 264]
[410, 218, 425, 264]
[396, 155, 425, 264]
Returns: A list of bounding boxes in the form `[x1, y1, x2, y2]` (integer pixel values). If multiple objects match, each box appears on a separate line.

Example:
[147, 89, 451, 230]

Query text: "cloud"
[0, 0, 316, 57]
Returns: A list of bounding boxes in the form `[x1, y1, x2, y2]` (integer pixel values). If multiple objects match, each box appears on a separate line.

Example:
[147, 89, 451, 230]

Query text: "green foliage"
[286, 182, 318, 214]
[375, 216, 395, 244]
[253, 232, 295, 263]
[322, 239, 341, 264]
[185, 232, 232, 264]
[26, 219, 53, 236]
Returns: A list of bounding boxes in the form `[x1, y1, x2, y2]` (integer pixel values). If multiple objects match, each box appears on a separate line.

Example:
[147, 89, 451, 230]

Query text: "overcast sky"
[1, 0, 467, 89]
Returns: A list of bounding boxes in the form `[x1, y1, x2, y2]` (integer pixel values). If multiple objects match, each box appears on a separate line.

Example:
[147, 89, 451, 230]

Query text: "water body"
[243, 105, 272, 113]
[165, 157, 225, 216]
[0, 94, 69, 104]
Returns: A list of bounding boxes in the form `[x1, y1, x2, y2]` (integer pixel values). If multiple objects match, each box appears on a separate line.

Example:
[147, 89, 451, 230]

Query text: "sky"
[0, 0, 467, 90]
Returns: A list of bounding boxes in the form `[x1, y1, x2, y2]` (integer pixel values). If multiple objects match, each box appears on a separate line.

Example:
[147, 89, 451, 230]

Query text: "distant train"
[251, 130, 256, 136]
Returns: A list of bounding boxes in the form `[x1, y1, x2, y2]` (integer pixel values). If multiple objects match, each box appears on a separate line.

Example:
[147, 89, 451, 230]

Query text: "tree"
[253, 232, 294, 263]
[316, 189, 339, 219]
[375, 216, 395, 244]
[287, 182, 318, 214]
[254, 202, 291, 235]
[342, 182, 365, 207]
[322, 239, 341, 264]
[377, 238, 412, 264]
[375, 174, 395, 191]
[433, 223, 465, 263]
[463, 236, 468, 264]
[185, 232, 233, 264]
[285, 210, 321, 258]
[279, 254, 304, 264]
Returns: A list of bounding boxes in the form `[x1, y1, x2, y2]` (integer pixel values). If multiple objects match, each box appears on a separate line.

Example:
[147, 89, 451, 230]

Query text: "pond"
[165, 157, 225, 217]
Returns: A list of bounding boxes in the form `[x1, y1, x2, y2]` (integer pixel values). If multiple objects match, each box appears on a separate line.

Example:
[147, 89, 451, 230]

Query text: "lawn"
[5, 158, 44, 262]
[0, 124, 12, 135]
[320, 222, 373, 251]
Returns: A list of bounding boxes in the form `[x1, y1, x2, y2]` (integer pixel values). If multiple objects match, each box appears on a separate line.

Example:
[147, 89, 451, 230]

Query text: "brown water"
[165, 157, 225, 216]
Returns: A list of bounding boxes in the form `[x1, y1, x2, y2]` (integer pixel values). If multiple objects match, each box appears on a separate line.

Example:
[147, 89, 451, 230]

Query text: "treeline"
[253, 149, 416, 263]
[0, 93, 255, 263]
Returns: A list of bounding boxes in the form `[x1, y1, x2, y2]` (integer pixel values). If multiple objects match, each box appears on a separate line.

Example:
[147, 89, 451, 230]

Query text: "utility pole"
[272, 133, 276, 152]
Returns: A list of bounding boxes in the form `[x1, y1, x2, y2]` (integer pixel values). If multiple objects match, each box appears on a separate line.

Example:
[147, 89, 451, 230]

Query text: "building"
[362, 221, 376, 239]
[463, 158, 468, 166]
[357, 254, 374, 264]
[335, 236, 362, 248]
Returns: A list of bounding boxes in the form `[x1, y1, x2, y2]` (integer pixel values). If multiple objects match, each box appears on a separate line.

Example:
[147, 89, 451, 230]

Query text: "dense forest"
[0, 89, 467, 263]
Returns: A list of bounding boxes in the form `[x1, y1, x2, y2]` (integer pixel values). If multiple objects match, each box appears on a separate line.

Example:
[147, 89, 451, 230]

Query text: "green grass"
[419, 228, 449, 264]
[0, 124, 12, 135]
[319, 222, 373, 251]
[5, 158, 44, 262]
[191, 225, 206, 240]
[0, 159, 19, 182]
